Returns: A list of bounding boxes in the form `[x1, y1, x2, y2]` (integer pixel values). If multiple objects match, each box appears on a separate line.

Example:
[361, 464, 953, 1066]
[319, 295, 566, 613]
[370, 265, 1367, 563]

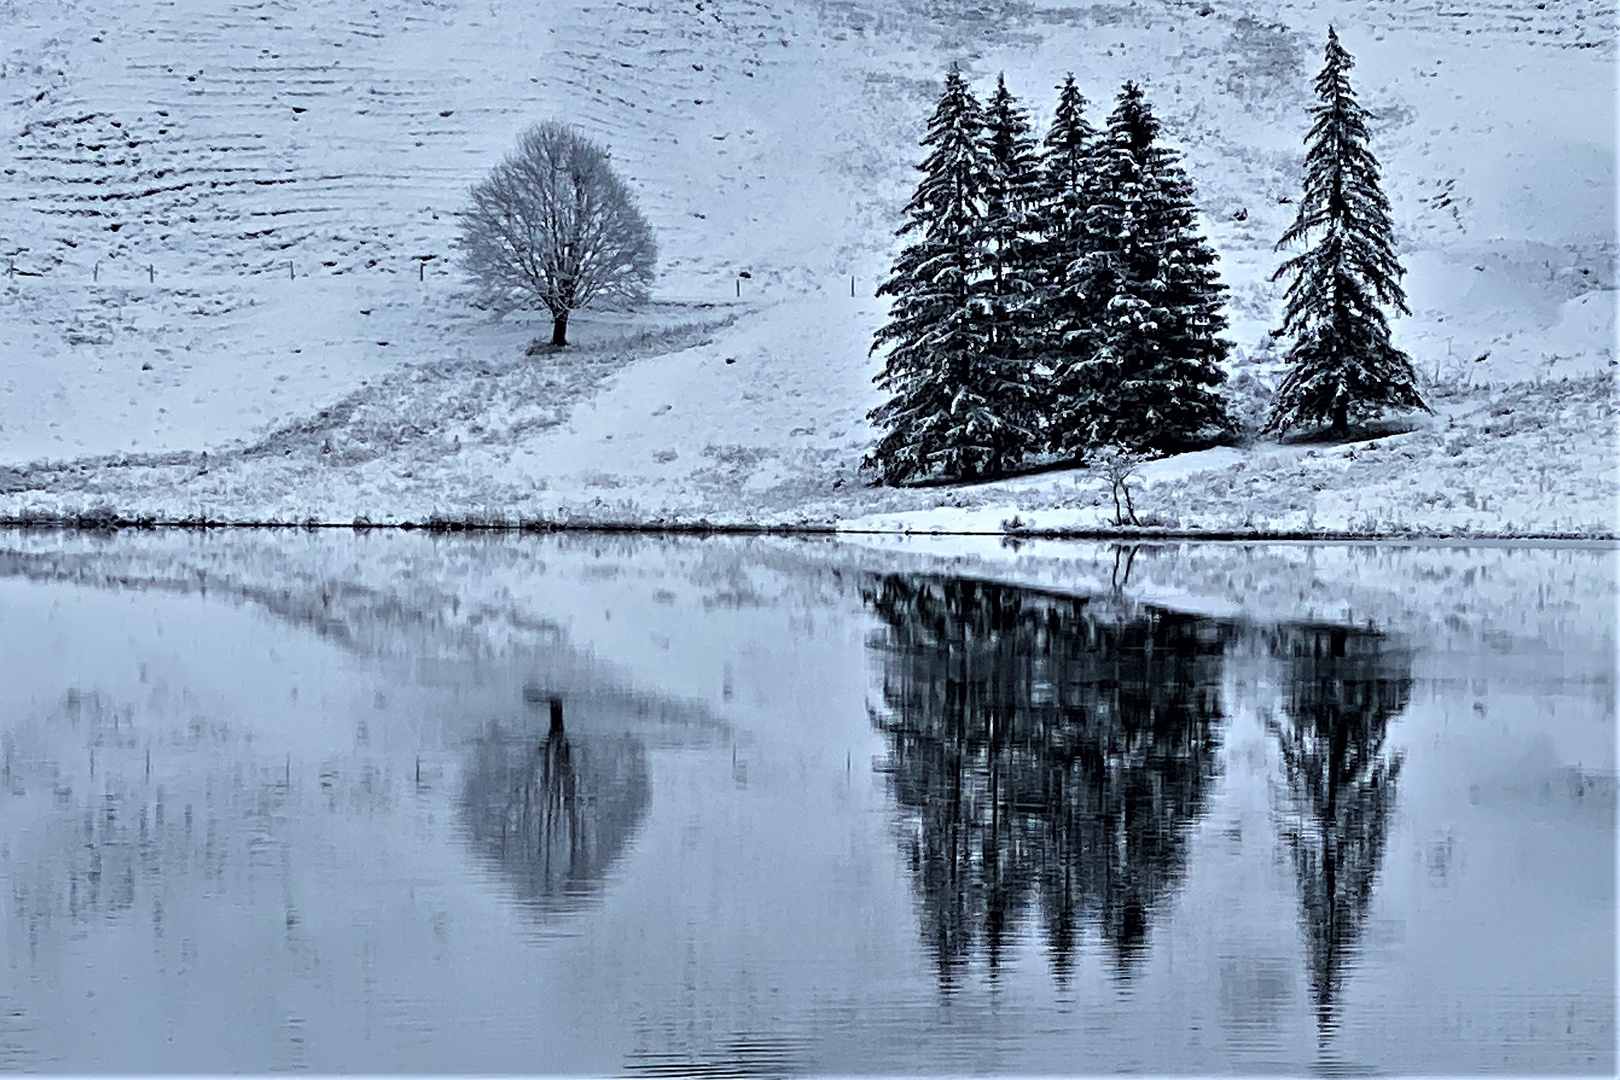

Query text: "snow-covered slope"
[0, 0, 1613, 531]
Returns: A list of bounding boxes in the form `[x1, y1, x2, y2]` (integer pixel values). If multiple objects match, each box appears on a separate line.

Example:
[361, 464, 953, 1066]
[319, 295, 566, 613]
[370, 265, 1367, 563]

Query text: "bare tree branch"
[1095, 445, 1144, 527]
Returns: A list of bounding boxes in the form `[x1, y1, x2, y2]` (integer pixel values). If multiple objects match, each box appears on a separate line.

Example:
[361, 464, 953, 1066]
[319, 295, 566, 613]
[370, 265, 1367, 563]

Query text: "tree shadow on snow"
[1273, 413, 1434, 448]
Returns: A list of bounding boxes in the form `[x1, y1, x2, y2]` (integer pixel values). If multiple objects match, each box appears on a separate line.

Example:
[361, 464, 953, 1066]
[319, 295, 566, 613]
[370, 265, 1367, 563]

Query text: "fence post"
[147, 263, 154, 283]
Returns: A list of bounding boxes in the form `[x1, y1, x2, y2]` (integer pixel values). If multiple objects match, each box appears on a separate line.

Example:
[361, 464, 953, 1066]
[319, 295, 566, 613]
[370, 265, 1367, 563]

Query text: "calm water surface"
[0, 534, 1612, 1075]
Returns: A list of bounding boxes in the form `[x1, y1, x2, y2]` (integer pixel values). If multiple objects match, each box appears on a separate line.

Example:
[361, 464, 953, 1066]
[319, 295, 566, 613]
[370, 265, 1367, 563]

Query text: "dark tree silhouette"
[864, 575, 1227, 986]
[1032, 73, 1101, 454]
[1268, 624, 1410, 1042]
[867, 66, 1034, 485]
[460, 696, 650, 918]
[1054, 83, 1233, 456]
[981, 73, 1046, 440]
[1266, 29, 1429, 437]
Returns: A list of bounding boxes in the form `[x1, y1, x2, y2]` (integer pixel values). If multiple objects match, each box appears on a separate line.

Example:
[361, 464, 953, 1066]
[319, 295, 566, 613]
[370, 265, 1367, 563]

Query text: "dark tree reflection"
[865, 575, 1227, 986]
[461, 697, 650, 919]
[1268, 625, 1409, 1041]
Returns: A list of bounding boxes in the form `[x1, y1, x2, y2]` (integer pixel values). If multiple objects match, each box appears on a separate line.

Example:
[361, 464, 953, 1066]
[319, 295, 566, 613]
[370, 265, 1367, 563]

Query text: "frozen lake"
[0, 532, 1612, 1075]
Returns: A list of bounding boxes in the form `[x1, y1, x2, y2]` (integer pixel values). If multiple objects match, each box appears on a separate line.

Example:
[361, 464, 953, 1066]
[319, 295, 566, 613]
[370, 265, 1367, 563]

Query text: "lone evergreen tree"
[980, 74, 1045, 434]
[867, 66, 1034, 485]
[1032, 74, 1101, 451]
[1266, 28, 1429, 437]
[1054, 83, 1231, 457]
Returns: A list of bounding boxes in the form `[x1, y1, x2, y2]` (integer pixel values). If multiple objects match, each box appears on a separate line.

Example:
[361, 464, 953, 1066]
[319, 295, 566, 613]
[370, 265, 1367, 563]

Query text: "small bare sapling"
[1095, 445, 1143, 527]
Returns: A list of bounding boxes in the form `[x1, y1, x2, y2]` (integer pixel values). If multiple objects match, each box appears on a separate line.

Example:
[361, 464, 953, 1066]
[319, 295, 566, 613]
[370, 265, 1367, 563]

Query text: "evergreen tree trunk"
[1331, 399, 1348, 436]
[551, 310, 569, 347]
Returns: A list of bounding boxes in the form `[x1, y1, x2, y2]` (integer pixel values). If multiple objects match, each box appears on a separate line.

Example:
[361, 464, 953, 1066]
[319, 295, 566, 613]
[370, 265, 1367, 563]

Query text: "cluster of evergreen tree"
[868, 30, 1428, 486]
[863, 574, 1228, 983]
[863, 572, 1412, 1000]
[867, 68, 1232, 485]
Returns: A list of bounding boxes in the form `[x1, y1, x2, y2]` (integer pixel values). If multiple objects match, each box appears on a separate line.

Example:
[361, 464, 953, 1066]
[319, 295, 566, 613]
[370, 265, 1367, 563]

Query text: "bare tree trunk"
[551, 310, 569, 347]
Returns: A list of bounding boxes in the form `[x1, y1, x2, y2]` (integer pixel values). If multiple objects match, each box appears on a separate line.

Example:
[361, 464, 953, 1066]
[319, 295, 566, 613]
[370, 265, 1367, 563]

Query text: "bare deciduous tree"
[1095, 445, 1143, 527]
[457, 122, 657, 347]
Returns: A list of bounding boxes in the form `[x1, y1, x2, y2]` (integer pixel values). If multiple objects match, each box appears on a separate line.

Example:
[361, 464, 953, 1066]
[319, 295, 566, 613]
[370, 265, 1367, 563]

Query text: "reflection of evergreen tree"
[461, 699, 650, 918]
[865, 575, 1226, 985]
[1268, 625, 1408, 1039]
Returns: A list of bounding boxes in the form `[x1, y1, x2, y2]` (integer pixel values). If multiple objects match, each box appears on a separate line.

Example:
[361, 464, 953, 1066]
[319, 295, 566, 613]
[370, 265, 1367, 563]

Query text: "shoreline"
[1, 515, 1612, 546]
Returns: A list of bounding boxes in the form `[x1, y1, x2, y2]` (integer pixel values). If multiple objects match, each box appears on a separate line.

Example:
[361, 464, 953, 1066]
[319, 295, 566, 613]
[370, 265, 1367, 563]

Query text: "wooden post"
[850, 275, 855, 297]
[735, 277, 740, 297]
[418, 259, 424, 281]
[148, 263, 154, 283]
[93, 261, 99, 282]
[289, 261, 295, 280]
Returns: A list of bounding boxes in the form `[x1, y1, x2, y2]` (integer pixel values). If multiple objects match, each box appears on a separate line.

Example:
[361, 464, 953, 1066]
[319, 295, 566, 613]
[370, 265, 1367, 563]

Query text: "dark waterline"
[0, 533, 1612, 1074]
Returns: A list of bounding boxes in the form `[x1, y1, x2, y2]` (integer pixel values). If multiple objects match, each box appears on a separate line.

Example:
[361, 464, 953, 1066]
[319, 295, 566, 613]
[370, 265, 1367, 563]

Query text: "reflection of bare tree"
[1268, 625, 1409, 1040]
[460, 698, 650, 918]
[866, 575, 1227, 986]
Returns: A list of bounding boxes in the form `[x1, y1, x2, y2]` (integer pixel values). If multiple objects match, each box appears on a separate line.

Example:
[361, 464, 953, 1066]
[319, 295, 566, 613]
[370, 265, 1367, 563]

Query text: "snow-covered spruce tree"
[1055, 83, 1232, 457]
[980, 74, 1046, 438]
[1266, 28, 1429, 438]
[1032, 74, 1103, 456]
[867, 67, 1034, 485]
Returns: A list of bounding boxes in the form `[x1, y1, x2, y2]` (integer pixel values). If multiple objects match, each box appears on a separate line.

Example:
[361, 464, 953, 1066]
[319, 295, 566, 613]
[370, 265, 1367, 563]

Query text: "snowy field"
[0, 0, 1613, 534]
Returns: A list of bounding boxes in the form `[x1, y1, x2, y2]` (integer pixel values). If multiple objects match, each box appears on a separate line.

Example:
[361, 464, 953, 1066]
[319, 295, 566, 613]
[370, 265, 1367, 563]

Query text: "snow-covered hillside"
[0, 0, 1613, 533]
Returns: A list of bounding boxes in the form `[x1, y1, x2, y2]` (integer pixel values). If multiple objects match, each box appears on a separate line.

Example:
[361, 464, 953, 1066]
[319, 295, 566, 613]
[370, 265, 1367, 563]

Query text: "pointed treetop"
[986, 72, 1026, 123]
[930, 62, 975, 125]
[1044, 74, 1096, 156]
[1041, 73, 1097, 216]
[1054, 73, 1083, 111]
[984, 71, 1036, 151]
[1107, 82, 1161, 156]
[912, 62, 989, 182]
[1315, 26, 1357, 102]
